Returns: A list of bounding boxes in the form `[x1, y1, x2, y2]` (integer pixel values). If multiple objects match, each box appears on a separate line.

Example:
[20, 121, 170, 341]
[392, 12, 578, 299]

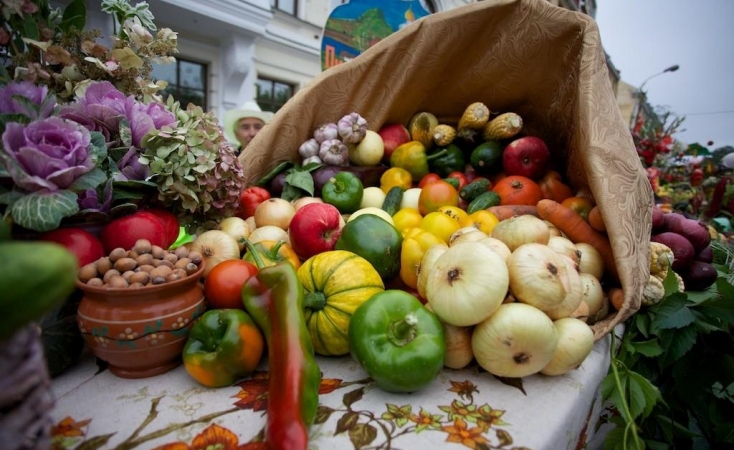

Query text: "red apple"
[143, 208, 180, 248]
[39, 227, 106, 266]
[288, 202, 343, 260]
[99, 211, 169, 253]
[502, 136, 551, 180]
[377, 123, 411, 165]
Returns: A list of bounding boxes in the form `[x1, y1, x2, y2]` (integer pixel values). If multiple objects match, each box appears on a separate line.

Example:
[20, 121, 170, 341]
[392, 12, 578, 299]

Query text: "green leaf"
[0, 190, 24, 206]
[59, 0, 86, 33]
[628, 371, 663, 419]
[11, 190, 79, 232]
[651, 295, 688, 330]
[20, 15, 40, 41]
[655, 305, 696, 330]
[662, 263, 682, 296]
[68, 168, 107, 191]
[632, 339, 664, 358]
[695, 297, 734, 325]
[659, 325, 697, 368]
[285, 170, 315, 197]
[88, 132, 108, 162]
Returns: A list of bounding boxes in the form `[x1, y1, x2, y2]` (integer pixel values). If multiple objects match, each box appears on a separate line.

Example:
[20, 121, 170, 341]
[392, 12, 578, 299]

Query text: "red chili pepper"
[241, 242, 320, 450]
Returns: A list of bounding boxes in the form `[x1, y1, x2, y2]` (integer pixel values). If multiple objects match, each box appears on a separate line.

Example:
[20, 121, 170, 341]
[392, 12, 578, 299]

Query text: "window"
[271, 0, 297, 15]
[151, 58, 208, 108]
[256, 78, 295, 113]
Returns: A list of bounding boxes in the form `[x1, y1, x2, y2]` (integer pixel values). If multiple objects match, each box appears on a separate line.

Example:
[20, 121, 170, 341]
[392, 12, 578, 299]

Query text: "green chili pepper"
[242, 241, 321, 450]
[428, 144, 466, 177]
[183, 309, 265, 388]
[321, 171, 364, 214]
[348, 289, 445, 393]
[389, 141, 448, 181]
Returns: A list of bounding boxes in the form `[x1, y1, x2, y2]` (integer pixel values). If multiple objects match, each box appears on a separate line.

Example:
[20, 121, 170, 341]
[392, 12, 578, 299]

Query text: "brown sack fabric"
[239, 0, 653, 340]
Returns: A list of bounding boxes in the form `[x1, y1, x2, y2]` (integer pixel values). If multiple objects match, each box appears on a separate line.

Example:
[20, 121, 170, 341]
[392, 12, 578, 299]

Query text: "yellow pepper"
[380, 167, 412, 194]
[460, 210, 500, 235]
[393, 208, 423, 234]
[437, 205, 468, 224]
[420, 211, 461, 244]
[399, 227, 447, 289]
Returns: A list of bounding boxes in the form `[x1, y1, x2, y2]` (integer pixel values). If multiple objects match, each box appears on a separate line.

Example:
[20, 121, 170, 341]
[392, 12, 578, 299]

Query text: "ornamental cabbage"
[1, 117, 94, 192]
[0, 81, 55, 119]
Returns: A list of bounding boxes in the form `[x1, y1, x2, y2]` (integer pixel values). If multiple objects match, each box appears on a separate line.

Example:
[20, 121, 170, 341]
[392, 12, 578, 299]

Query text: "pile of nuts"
[78, 239, 203, 288]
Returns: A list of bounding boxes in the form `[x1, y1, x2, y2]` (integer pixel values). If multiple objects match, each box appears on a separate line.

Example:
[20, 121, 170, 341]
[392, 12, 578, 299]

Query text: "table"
[49, 336, 613, 450]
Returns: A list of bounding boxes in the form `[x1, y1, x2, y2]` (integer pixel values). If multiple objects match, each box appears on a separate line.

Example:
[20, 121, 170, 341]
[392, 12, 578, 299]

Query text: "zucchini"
[459, 179, 491, 202]
[382, 186, 404, 216]
[467, 191, 501, 214]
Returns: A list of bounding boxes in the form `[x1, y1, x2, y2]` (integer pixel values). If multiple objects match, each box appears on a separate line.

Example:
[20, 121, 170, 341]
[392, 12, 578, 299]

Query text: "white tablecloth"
[49, 336, 612, 450]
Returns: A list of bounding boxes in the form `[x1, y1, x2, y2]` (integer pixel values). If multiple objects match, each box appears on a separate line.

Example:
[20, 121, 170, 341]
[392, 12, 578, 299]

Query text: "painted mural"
[321, 0, 430, 71]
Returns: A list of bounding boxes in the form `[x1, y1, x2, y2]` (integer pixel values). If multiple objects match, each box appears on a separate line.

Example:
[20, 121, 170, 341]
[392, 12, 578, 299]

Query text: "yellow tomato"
[400, 227, 447, 289]
[380, 167, 412, 194]
[460, 210, 500, 235]
[393, 208, 423, 234]
[437, 205, 468, 224]
[420, 211, 461, 244]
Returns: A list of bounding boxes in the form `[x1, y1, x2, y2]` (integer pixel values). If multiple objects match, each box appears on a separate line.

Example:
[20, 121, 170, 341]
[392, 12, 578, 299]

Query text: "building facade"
[82, 0, 618, 124]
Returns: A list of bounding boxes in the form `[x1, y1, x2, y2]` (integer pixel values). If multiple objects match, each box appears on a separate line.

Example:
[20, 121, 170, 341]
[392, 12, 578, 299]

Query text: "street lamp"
[631, 64, 680, 128]
[639, 64, 680, 93]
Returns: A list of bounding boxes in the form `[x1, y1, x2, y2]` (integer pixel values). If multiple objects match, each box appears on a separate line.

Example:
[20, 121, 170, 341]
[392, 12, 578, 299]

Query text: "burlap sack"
[239, 0, 653, 340]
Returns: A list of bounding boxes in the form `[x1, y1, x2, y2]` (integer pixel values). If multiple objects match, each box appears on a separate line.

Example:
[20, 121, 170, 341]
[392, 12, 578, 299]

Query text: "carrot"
[608, 287, 624, 311]
[536, 199, 619, 282]
[588, 206, 606, 232]
[486, 205, 539, 221]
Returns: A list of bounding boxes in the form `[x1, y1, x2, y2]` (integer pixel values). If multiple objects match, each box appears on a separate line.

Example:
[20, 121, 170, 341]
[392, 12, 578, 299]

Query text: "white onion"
[254, 198, 296, 230]
[476, 237, 512, 263]
[360, 187, 386, 209]
[576, 242, 604, 280]
[426, 242, 509, 326]
[540, 317, 594, 376]
[189, 230, 241, 277]
[544, 255, 583, 320]
[579, 272, 605, 315]
[490, 214, 550, 252]
[292, 196, 323, 211]
[400, 188, 422, 210]
[449, 227, 487, 246]
[416, 244, 449, 299]
[508, 243, 569, 311]
[218, 216, 251, 252]
[249, 225, 290, 245]
[547, 236, 580, 264]
[472, 303, 558, 378]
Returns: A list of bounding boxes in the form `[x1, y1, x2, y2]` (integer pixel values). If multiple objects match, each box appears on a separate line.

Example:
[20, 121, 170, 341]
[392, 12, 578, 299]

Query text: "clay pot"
[76, 264, 206, 379]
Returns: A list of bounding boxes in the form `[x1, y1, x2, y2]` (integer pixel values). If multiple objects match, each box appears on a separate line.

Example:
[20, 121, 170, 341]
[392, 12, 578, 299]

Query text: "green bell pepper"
[183, 309, 265, 388]
[428, 144, 465, 177]
[321, 171, 364, 214]
[348, 289, 445, 393]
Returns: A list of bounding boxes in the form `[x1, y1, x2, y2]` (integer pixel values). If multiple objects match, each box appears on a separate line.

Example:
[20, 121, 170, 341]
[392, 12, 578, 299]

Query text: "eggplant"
[311, 165, 388, 192]
[681, 260, 718, 291]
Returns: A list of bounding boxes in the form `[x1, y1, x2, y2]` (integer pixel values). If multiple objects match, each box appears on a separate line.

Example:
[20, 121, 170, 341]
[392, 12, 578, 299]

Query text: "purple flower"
[0, 81, 55, 119]
[59, 81, 127, 143]
[78, 180, 113, 212]
[115, 147, 150, 181]
[1, 117, 93, 192]
[123, 96, 175, 147]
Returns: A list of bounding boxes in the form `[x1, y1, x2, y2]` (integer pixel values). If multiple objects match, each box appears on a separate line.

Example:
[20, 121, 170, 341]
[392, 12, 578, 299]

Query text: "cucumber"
[381, 186, 404, 216]
[0, 241, 78, 339]
[459, 179, 491, 202]
[469, 141, 503, 175]
[442, 177, 460, 190]
[467, 191, 501, 214]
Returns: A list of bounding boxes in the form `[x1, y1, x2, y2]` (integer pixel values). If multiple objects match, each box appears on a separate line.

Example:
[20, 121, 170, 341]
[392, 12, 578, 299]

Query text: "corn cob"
[457, 102, 490, 131]
[408, 111, 438, 148]
[482, 112, 523, 141]
[432, 124, 457, 147]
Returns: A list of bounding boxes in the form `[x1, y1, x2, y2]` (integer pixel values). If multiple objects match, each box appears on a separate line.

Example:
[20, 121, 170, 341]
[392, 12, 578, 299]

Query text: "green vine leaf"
[628, 371, 662, 419]
[630, 339, 664, 358]
[659, 325, 697, 368]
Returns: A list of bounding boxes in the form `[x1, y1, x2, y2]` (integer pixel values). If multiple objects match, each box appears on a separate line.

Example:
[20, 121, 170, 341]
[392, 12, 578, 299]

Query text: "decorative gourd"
[297, 250, 385, 356]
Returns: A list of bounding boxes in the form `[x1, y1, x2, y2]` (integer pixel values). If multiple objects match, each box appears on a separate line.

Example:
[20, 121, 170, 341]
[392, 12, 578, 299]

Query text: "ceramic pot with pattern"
[76, 264, 206, 379]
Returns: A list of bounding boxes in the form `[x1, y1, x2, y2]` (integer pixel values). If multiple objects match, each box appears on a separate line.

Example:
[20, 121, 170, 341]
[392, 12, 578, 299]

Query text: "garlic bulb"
[540, 317, 594, 376]
[302, 155, 323, 166]
[508, 243, 569, 311]
[313, 123, 339, 143]
[490, 214, 550, 252]
[298, 138, 320, 158]
[426, 242, 509, 327]
[337, 112, 368, 144]
[472, 303, 558, 378]
[319, 139, 349, 166]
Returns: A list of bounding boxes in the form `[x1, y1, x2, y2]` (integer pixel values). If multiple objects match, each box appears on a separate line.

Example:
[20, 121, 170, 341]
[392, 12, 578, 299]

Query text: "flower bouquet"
[0, 0, 244, 234]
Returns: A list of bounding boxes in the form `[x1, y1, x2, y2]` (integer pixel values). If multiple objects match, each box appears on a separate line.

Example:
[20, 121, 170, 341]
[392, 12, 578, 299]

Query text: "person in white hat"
[223, 100, 274, 153]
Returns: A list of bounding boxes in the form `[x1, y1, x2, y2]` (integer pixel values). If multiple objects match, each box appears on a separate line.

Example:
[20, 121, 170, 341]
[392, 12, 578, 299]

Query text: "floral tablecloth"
[49, 336, 612, 450]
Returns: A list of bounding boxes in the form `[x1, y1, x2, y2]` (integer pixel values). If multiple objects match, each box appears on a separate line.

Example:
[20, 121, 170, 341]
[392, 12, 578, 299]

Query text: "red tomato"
[418, 173, 442, 188]
[238, 187, 271, 220]
[39, 227, 105, 267]
[561, 196, 594, 222]
[446, 171, 468, 190]
[204, 260, 259, 309]
[418, 180, 459, 215]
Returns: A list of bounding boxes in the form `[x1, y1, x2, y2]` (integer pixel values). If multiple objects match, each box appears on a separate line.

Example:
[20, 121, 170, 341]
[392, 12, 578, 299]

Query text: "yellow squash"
[297, 250, 384, 356]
